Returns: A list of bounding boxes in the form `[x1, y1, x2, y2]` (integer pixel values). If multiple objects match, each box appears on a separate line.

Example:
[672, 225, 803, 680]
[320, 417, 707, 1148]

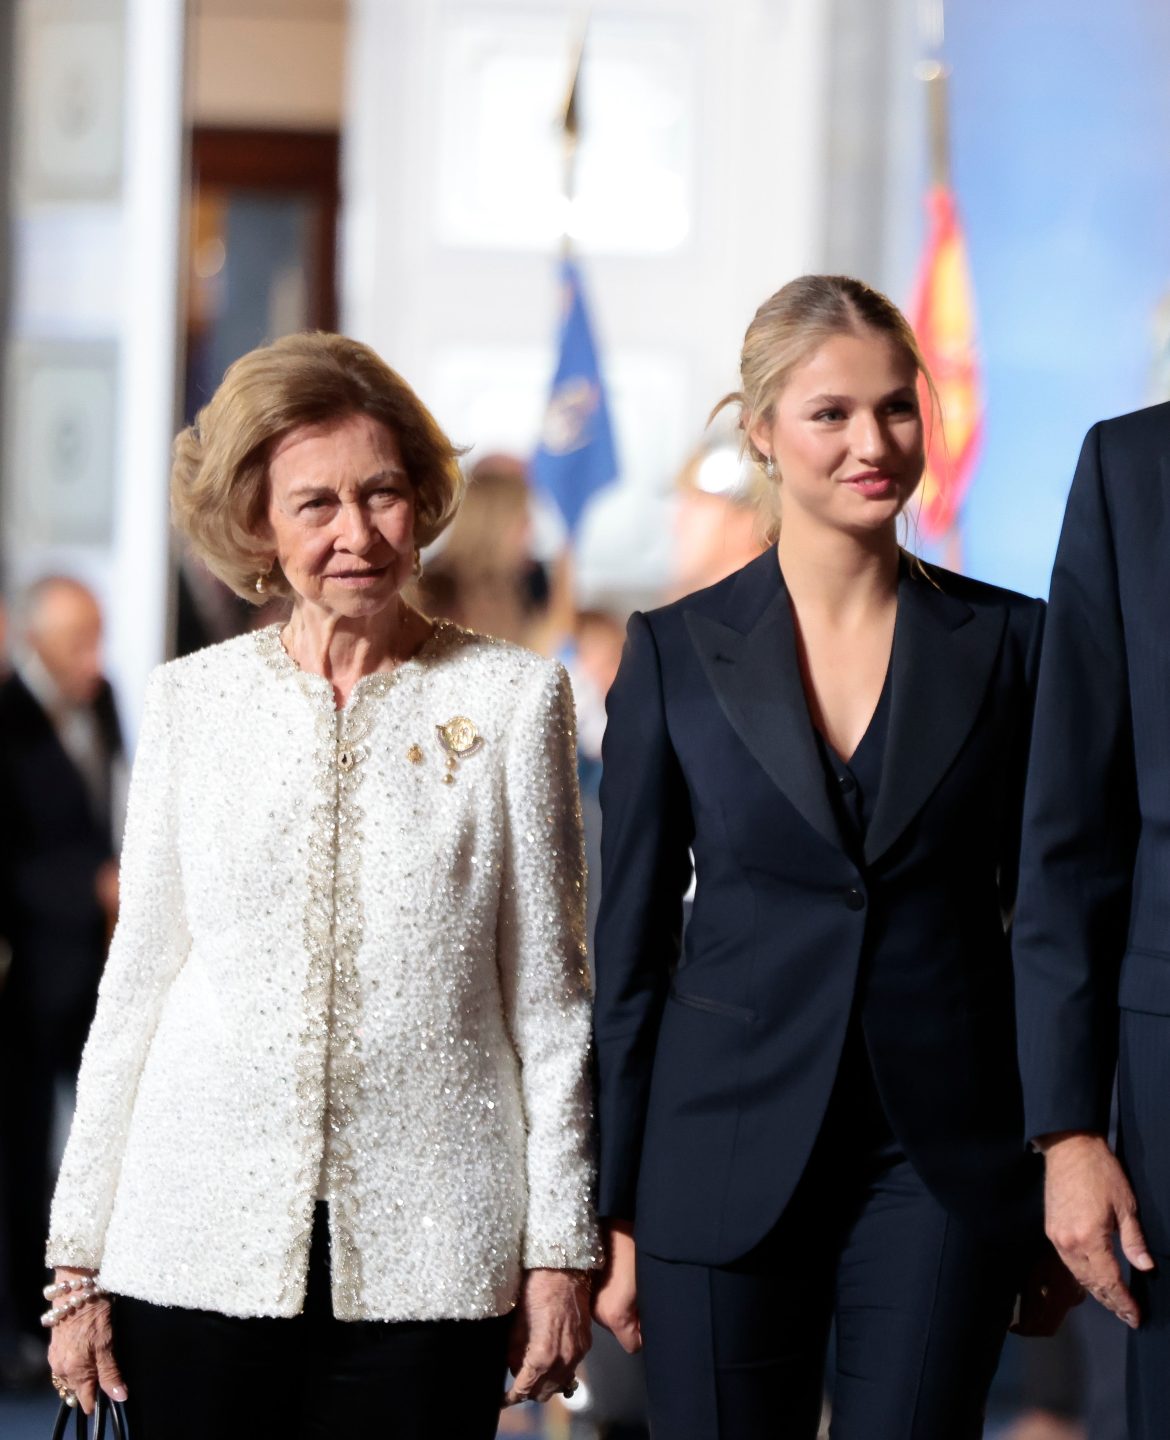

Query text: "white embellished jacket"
[47, 624, 599, 1321]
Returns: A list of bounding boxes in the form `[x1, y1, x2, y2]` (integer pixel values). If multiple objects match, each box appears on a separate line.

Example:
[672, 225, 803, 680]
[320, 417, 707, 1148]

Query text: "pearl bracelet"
[40, 1276, 108, 1328]
[43, 1275, 100, 1301]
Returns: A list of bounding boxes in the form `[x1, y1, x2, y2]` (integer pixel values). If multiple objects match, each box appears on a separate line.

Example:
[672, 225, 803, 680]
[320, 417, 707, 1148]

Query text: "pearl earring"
[255, 566, 272, 595]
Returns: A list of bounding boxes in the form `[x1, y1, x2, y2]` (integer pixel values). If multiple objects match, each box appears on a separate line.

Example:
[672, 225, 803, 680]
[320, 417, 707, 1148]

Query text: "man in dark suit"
[1014, 403, 1170, 1439]
[0, 577, 122, 1380]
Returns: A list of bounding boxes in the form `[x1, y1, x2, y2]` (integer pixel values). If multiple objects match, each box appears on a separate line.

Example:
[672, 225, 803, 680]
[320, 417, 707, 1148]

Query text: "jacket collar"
[684, 548, 1006, 865]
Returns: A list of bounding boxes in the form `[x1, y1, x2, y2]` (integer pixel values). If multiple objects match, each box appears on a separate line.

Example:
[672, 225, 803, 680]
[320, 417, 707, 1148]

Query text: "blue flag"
[531, 257, 619, 534]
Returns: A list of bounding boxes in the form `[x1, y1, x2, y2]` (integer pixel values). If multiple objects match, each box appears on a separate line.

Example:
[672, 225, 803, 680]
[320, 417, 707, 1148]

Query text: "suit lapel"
[8, 672, 102, 823]
[685, 551, 846, 853]
[864, 568, 1006, 865]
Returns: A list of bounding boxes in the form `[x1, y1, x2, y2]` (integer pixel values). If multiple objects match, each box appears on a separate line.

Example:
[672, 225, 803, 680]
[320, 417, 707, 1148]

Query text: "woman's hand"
[502, 1268, 592, 1406]
[592, 1220, 642, 1354]
[46, 1268, 127, 1416]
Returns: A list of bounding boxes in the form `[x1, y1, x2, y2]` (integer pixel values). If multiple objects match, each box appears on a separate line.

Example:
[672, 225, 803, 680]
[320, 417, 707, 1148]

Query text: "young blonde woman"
[591, 275, 1075, 1438]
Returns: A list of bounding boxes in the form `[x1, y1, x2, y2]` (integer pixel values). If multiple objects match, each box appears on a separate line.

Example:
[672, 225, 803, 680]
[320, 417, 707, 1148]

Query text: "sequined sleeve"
[46, 669, 191, 1268]
[496, 661, 600, 1271]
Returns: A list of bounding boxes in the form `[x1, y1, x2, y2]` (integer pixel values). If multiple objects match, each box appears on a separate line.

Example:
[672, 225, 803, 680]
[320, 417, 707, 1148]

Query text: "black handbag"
[50, 1394, 129, 1440]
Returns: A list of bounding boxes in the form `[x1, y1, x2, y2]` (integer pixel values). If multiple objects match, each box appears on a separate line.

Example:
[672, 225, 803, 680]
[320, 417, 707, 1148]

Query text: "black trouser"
[114, 1205, 512, 1439]
[637, 1037, 1026, 1439]
[0, 999, 87, 1344]
[1119, 1010, 1170, 1440]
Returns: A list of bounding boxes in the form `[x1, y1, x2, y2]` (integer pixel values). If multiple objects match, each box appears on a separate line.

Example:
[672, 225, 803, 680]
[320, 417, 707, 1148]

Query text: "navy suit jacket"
[593, 547, 1044, 1265]
[1015, 403, 1170, 1142]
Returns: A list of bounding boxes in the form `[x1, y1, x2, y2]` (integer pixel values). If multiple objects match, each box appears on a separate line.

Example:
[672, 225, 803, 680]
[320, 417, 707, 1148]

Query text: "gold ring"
[51, 1374, 77, 1405]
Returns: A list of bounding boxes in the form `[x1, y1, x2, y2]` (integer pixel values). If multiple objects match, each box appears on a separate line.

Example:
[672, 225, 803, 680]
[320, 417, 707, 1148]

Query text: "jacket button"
[844, 888, 866, 911]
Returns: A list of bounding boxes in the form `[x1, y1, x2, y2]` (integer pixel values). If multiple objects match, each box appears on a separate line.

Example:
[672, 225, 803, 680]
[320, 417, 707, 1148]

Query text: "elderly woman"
[43, 332, 598, 1438]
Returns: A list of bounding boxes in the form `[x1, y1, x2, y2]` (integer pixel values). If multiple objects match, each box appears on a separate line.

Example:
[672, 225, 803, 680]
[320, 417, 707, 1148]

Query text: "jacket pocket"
[668, 986, 755, 1024]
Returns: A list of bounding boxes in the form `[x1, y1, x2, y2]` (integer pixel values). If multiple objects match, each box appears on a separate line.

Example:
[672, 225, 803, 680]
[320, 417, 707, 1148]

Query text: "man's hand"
[1039, 1130, 1154, 1328]
[592, 1220, 642, 1354]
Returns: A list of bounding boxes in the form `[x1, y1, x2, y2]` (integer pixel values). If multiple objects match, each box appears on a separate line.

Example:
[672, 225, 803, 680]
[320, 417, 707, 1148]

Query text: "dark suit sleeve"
[1014, 423, 1140, 1139]
[593, 611, 694, 1220]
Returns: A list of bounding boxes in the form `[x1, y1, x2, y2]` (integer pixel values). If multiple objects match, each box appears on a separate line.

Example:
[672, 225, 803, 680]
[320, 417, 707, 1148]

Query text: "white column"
[107, 0, 186, 741]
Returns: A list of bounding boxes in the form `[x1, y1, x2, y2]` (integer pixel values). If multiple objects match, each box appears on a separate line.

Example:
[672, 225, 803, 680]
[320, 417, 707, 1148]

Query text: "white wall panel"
[2, 0, 185, 747]
[345, 0, 833, 592]
[435, 8, 694, 254]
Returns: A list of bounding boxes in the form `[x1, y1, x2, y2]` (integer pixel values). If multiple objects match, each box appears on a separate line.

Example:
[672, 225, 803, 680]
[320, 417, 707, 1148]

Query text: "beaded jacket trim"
[253, 621, 456, 1312]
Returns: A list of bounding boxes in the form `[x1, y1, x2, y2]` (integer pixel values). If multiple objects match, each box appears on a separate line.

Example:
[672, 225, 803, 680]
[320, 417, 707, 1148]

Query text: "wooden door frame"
[190, 126, 340, 331]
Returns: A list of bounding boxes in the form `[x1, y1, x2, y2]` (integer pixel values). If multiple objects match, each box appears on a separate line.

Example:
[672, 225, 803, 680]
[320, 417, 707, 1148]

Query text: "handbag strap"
[107, 1396, 129, 1440]
[49, 1398, 71, 1440]
[50, 1396, 129, 1440]
[48, 1399, 85, 1440]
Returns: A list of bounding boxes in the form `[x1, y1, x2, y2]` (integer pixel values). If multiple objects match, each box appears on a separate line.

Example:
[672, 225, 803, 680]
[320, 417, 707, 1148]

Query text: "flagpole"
[534, 10, 618, 543]
[558, 16, 588, 261]
[916, 0, 964, 572]
[542, 14, 591, 654]
[922, 65, 951, 192]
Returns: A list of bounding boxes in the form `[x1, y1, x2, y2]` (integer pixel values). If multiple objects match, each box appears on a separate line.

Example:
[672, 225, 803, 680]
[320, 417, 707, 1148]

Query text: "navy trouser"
[636, 1039, 1025, 1439]
[113, 1204, 512, 1439]
[1119, 1011, 1170, 1440]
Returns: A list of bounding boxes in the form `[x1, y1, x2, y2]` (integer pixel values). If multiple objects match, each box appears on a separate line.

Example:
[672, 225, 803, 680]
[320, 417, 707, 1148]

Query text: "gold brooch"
[435, 716, 483, 784]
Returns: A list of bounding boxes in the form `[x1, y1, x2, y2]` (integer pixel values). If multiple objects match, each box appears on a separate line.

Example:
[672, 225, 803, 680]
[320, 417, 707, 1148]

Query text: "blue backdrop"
[932, 1, 1170, 594]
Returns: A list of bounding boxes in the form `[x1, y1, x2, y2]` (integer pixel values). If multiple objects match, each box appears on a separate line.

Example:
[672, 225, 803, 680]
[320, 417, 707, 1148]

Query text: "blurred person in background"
[42, 333, 597, 1436]
[0, 578, 123, 1387]
[669, 437, 770, 599]
[570, 606, 626, 805]
[420, 451, 574, 655]
[592, 275, 1078, 1439]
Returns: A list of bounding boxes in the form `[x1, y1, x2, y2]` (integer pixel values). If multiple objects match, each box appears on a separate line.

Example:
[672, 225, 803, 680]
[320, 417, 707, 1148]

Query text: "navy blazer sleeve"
[1014, 423, 1141, 1140]
[593, 611, 694, 1220]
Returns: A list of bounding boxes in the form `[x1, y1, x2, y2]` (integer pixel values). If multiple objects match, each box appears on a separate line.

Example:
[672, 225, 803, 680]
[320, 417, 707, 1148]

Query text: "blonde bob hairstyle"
[710, 274, 939, 544]
[172, 331, 466, 603]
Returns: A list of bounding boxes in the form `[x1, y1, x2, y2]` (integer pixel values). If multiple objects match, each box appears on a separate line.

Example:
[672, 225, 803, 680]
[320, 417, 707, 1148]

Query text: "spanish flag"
[909, 184, 983, 541]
